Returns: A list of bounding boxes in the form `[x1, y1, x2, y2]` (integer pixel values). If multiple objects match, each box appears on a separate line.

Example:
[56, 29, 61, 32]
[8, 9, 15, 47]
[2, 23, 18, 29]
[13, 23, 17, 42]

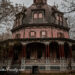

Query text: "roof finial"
[54, 1, 56, 6]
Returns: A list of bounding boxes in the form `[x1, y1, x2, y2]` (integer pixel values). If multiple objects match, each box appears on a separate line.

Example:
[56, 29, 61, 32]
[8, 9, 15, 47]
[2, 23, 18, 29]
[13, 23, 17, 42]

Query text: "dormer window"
[56, 14, 63, 25]
[60, 16, 63, 22]
[33, 12, 43, 19]
[34, 13, 38, 19]
[39, 13, 43, 18]
[33, 10, 44, 23]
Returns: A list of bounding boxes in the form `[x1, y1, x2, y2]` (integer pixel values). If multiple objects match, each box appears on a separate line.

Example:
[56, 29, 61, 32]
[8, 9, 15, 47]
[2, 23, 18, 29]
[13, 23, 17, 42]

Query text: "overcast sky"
[10, 0, 62, 7]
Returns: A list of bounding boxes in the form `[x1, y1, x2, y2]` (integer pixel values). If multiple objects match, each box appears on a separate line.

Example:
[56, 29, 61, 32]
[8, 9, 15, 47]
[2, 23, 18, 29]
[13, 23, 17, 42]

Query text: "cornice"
[11, 23, 70, 32]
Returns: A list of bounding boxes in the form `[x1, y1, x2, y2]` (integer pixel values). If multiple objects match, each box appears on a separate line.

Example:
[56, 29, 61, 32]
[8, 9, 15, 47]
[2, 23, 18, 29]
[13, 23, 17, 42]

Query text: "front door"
[32, 66, 39, 74]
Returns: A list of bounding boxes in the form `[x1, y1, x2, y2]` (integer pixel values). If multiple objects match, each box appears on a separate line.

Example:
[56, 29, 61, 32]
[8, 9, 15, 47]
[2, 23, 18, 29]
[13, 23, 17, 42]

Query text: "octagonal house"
[0, 0, 75, 74]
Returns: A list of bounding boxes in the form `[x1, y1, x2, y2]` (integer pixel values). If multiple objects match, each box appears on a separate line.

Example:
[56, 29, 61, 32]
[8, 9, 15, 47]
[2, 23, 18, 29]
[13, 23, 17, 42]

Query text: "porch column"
[48, 44, 50, 58]
[61, 45, 64, 58]
[22, 45, 26, 58]
[59, 44, 62, 59]
[46, 45, 48, 59]
[8, 46, 13, 58]
[21, 45, 26, 70]
[69, 46, 72, 58]
[59, 43, 64, 59]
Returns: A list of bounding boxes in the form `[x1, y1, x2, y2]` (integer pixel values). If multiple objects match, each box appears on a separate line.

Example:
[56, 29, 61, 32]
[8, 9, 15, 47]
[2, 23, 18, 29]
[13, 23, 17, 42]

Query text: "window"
[33, 12, 43, 19]
[56, 16, 62, 21]
[33, 10, 45, 23]
[60, 16, 63, 22]
[41, 31, 47, 38]
[15, 34, 20, 38]
[57, 32, 64, 38]
[39, 66, 45, 70]
[30, 31, 36, 38]
[25, 66, 32, 70]
[34, 13, 38, 19]
[50, 66, 60, 70]
[39, 13, 43, 18]
[56, 14, 63, 25]
[56, 16, 60, 21]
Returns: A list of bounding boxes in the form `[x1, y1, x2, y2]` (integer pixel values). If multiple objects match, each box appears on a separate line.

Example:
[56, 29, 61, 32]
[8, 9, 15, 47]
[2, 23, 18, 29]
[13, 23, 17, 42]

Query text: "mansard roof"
[13, 0, 68, 29]
[22, 4, 63, 24]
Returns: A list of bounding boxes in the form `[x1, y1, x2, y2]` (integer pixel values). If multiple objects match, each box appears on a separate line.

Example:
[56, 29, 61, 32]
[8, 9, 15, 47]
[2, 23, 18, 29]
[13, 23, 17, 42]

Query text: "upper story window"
[15, 34, 21, 39]
[30, 31, 36, 38]
[41, 31, 47, 38]
[57, 32, 64, 38]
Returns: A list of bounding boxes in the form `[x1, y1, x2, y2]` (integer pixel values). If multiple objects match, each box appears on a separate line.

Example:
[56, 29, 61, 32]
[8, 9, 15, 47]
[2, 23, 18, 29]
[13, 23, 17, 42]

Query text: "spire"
[34, 0, 47, 4]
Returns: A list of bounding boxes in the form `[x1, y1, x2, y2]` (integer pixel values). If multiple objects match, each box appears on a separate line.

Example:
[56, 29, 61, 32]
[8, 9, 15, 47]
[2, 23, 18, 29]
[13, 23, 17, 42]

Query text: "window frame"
[40, 30, 47, 38]
[56, 14, 63, 25]
[29, 31, 36, 38]
[15, 33, 21, 39]
[33, 10, 45, 20]
[57, 32, 64, 38]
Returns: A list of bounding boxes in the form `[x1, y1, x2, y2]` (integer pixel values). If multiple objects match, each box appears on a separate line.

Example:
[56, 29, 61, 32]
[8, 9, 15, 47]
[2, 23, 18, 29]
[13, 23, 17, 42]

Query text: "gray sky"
[10, 0, 62, 7]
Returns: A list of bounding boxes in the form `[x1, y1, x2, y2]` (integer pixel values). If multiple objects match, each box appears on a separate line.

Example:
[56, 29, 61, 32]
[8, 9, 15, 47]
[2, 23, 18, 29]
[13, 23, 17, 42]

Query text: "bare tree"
[61, 0, 75, 40]
[61, 0, 75, 13]
[0, 0, 24, 40]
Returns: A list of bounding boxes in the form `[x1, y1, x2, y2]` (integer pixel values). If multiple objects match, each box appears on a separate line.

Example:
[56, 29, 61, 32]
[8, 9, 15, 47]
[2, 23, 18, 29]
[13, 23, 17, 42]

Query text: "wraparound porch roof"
[0, 38, 75, 44]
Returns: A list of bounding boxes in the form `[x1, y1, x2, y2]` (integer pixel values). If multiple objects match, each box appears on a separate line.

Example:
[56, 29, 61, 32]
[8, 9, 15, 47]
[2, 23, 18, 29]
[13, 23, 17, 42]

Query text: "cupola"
[33, 0, 47, 4]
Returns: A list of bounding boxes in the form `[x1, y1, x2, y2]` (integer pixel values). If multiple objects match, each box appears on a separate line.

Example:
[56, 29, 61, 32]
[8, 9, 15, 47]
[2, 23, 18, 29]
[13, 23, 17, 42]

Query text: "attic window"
[56, 16, 60, 21]
[60, 16, 63, 21]
[33, 13, 43, 19]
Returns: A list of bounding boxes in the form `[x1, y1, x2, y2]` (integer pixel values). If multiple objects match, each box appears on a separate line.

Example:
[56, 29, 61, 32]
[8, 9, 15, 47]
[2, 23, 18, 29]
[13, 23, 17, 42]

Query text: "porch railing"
[0, 59, 75, 71]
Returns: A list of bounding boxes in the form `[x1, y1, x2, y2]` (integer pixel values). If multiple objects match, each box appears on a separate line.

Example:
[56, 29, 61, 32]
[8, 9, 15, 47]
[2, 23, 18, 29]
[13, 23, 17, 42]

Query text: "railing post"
[21, 58, 25, 71]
